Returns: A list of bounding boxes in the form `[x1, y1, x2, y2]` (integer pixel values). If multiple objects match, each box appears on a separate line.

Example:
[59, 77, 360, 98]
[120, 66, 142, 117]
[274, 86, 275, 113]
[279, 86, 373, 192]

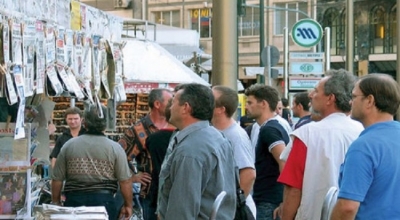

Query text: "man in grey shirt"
[158, 83, 236, 220]
[211, 85, 256, 218]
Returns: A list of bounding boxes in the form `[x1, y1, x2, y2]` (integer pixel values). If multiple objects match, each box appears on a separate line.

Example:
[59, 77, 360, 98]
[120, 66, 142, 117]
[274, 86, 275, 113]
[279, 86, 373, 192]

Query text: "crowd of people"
[49, 69, 400, 220]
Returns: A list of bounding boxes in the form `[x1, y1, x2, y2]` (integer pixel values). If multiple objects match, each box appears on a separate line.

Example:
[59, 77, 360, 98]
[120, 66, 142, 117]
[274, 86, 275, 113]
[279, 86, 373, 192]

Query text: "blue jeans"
[256, 202, 280, 220]
[64, 191, 117, 220]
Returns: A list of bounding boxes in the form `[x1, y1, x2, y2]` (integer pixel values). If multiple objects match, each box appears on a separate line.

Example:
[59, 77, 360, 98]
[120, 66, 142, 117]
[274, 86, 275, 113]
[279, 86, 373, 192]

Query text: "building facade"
[83, 0, 398, 81]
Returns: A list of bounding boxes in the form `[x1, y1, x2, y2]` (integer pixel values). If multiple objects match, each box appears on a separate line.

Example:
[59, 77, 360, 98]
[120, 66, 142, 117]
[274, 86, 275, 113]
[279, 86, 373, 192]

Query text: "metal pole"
[266, 0, 269, 46]
[70, 98, 75, 107]
[325, 27, 331, 71]
[283, 27, 289, 99]
[260, 0, 265, 67]
[267, 46, 272, 86]
[397, 0, 400, 120]
[211, 0, 238, 88]
[345, 0, 354, 72]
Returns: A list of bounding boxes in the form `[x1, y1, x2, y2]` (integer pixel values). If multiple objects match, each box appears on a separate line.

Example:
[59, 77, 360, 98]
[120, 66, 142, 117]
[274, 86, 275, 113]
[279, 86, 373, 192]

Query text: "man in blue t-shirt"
[331, 74, 400, 219]
[245, 84, 289, 220]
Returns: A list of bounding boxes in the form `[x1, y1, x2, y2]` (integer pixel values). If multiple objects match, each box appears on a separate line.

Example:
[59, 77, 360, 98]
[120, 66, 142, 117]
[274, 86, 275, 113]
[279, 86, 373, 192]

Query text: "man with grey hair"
[52, 105, 133, 220]
[276, 69, 364, 220]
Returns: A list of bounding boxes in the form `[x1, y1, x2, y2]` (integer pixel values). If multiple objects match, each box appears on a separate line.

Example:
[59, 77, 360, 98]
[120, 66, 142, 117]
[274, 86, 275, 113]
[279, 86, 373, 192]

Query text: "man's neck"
[149, 111, 168, 129]
[70, 127, 80, 137]
[212, 116, 234, 131]
[256, 111, 275, 125]
[298, 111, 311, 118]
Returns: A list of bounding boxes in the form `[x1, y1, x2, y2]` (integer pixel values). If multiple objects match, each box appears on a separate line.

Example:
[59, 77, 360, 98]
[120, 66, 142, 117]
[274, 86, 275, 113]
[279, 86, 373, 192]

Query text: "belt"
[66, 189, 116, 195]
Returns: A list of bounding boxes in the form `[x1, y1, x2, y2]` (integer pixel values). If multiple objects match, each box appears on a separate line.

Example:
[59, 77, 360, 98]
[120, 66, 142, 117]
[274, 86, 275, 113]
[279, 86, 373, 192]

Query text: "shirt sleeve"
[118, 127, 138, 161]
[278, 137, 307, 189]
[114, 143, 133, 181]
[337, 146, 373, 202]
[50, 138, 63, 159]
[259, 125, 287, 152]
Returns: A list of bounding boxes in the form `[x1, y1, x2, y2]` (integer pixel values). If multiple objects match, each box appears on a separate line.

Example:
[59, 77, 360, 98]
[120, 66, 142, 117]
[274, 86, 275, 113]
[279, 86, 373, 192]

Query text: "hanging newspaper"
[56, 0, 70, 29]
[65, 29, 74, 67]
[11, 65, 26, 139]
[74, 32, 84, 78]
[35, 20, 45, 94]
[55, 26, 66, 63]
[111, 42, 126, 103]
[45, 23, 56, 66]
[66, 68, 85, 99]
[10, 18, 22, 64]
[82, 37, 94, 104]
[3, 66, 18, 105]
[99, 39, 110, 99]
[22, 18, 36, 97]
[45, 65, 63, 97]
[1, 20, 10, 65]
[91, 35, 101, 93]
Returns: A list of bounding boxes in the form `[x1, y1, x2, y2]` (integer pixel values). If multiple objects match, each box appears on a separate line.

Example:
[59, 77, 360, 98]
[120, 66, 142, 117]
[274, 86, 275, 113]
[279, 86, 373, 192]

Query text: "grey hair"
[84, 105, 107, 132]
[148, 89, 172, 109]
[324, 69, 356, 112]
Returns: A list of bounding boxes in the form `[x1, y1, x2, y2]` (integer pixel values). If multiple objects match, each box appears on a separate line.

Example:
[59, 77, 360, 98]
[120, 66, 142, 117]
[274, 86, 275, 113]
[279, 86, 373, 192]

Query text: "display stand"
[0, 123, 32, 219]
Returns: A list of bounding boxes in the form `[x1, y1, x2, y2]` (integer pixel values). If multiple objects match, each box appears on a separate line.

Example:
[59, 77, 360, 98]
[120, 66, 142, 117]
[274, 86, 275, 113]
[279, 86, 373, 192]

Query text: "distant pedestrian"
[291, 92, 312, 130]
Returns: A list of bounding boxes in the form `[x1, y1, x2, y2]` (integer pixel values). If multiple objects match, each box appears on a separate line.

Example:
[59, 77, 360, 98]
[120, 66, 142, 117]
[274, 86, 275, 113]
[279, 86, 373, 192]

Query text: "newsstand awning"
[123, 39, 209, 93]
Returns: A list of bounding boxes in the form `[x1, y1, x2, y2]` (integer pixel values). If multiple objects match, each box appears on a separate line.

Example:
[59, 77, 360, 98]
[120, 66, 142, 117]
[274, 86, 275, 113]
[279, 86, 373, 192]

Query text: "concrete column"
[211, 0, 238, 89]
[345, 0, 354, 73]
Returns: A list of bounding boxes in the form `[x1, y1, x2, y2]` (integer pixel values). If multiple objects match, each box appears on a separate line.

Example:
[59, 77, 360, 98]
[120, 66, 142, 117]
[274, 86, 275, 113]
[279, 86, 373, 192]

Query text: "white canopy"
[123, 39, 209, 86]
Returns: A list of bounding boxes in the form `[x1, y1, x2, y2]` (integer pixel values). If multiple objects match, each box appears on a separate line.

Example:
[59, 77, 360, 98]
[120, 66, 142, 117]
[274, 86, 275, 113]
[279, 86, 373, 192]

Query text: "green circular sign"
[291, 19, 323, 48]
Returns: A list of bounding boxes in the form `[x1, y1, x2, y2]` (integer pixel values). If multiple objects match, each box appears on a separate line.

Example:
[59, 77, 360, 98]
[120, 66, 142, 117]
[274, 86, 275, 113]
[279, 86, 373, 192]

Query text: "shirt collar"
[143, 114, 156, 128]
[175, 121, 210, 144]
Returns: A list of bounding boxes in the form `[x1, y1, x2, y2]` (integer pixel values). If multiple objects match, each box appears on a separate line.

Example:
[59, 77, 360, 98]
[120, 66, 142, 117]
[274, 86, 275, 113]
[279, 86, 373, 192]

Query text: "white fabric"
[290, 113, 363, 220]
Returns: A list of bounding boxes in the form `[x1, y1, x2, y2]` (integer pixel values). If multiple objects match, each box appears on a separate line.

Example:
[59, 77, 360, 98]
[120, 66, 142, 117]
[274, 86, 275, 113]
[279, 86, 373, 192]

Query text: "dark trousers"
[141, 197, 157, 220]
[64, 191, 117, 220]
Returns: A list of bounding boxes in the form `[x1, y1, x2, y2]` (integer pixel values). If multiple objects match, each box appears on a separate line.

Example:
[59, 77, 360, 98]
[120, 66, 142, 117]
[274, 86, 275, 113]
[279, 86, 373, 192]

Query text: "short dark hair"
[165, 99, 172, 121]
[64, 107, 82, 119]
[213, 86, 238, 118]
[84, 105, 107, 132]
[281, 98, 289, 107]
[358, 74, 400, 115]
[148, 89, 171, 109]
[176, 83, 214, 121]
[293, 92, 310, 111]
[324, 69, 356, 112]
[244, 84, 280, 112]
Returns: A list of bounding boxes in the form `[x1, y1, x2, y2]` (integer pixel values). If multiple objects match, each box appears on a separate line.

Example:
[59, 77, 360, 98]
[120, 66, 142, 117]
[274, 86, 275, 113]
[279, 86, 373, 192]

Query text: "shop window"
[369, 6, 386, 54]
[238, 6, 260, 36]
[190, 8, 212, 38]
[151, 10, 181, 28]
[322, 8, 339, 55]
[274, 2, 308, 35]
[389, 5, 397, 53]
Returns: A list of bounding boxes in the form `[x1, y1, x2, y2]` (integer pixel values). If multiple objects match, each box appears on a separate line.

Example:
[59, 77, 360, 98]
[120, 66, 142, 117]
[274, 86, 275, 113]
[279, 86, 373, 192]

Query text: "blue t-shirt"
[338, 121, 400, 219]
[253, 119, 289, 204]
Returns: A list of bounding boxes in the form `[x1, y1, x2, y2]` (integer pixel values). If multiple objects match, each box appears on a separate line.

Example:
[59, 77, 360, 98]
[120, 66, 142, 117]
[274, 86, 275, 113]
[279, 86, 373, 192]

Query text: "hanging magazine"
[3, 66, 18, 105]
[45, 65, 63, 97]
[11, 65, 26, 139]
[91, 35, 101, 93]
[22, 18, 36, 97]
[44, 23, 55, 66]
[64, 29, 73, 67]
[1, 20, 10, 65]
[10, 18, 22, 64]
[35, 20, 45, 94]
[111, 42, 126, 103]
[55, 26, 66, 63]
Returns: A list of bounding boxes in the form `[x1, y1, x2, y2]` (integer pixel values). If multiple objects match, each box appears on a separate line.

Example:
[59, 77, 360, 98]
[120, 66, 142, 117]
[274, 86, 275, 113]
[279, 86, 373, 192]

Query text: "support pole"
[260, 0, 265, 66]
[211, 0, 238, 88]
[397, 0, 400, 120]
[283, 27, 289, 99]
[324, 27, 331, 71]
[345, 0, 354, 72]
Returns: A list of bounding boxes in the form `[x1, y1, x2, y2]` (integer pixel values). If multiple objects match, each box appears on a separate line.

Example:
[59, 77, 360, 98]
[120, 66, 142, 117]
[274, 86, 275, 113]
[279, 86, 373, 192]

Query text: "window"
[369, 6, 386, 54]
[238, 6, 260, 36]
[190, 8, 212, 38]
[151, 10, 180, 27]
[274, 2, 308, 35]
[321, 8, 339, 55]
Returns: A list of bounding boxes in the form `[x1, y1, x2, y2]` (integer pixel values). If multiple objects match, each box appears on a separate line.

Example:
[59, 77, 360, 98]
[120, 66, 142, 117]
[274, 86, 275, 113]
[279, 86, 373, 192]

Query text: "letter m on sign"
[296, 28, 317, 40]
